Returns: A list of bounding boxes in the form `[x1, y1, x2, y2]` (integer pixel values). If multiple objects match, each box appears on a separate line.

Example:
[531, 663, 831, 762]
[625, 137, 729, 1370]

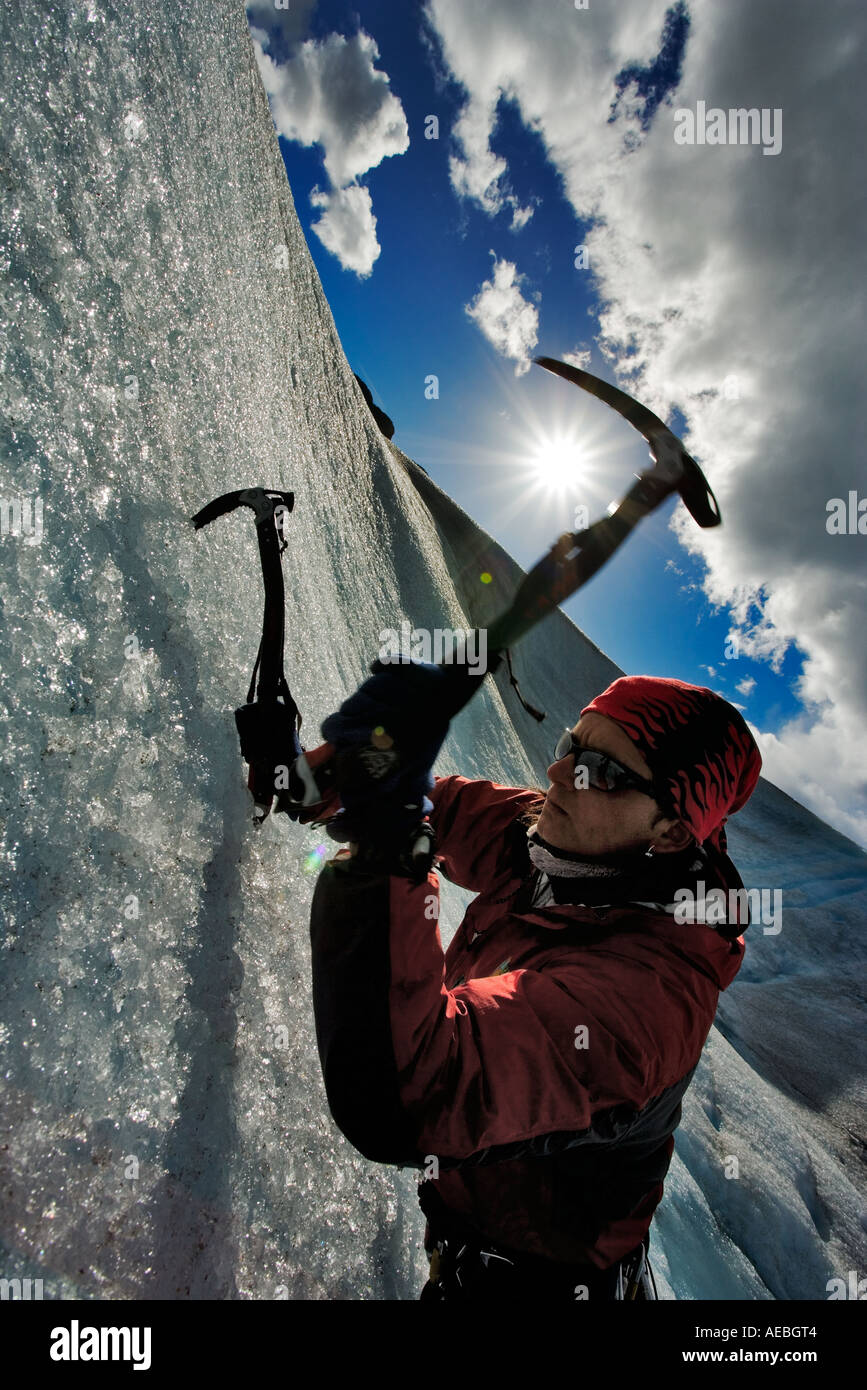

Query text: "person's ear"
[650, 818, 693, 854]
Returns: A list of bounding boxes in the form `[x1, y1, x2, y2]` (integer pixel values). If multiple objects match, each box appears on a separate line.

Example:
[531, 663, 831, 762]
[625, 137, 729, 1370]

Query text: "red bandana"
[581, 675, 762, 853]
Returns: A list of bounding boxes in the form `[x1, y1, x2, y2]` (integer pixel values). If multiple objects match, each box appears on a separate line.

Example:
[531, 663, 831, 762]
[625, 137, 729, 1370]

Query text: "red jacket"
[309, 774, 746, 1268]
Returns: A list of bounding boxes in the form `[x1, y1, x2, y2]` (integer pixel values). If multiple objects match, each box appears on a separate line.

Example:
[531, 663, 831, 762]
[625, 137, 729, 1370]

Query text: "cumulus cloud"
[254, 30, 408, 186]
[310, 184, 380, 278]
[425, 0, 867, 844]
[252, 27, 408, 275]
[736, 676, 757, 697]
[465, 255, 539, 374]
[447, 96, 533, 230]
[449, 95, 509, 213]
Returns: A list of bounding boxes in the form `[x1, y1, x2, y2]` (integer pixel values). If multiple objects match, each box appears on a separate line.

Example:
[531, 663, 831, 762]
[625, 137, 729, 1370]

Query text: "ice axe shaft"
[488, 472, 676, 652]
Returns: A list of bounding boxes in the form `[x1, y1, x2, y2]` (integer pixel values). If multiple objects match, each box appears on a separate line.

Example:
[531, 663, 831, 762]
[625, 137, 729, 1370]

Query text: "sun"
[434, 364, 624, 539]
[531, 435, 585, 492]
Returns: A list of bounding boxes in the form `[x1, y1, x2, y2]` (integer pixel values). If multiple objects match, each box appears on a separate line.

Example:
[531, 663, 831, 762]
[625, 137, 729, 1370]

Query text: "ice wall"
[0, 0, 864, 1299]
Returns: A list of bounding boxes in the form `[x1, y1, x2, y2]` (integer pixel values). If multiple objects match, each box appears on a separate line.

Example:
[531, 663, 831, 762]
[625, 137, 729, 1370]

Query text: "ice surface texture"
[0, 0, 864, 1299]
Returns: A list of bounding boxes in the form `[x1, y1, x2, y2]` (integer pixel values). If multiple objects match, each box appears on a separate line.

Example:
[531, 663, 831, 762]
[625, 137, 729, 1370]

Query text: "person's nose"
[547, 752, 575, 788]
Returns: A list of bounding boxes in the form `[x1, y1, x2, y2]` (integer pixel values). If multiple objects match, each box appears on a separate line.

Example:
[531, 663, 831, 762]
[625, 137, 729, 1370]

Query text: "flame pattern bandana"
[580, 676, 762, 854]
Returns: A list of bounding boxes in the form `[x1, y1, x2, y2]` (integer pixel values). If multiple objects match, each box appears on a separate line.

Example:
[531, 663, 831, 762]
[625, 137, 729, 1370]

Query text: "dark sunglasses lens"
[582, 751, 632, 791]
[598, 757, 620, 790]
[554, 731, 573, 761]
[553, 736, 644, 794]
[581, 751, 611, 789]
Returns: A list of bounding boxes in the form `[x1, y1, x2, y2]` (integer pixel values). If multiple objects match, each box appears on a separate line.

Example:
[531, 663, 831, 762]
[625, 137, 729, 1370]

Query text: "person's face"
[532, 711, 692, 858]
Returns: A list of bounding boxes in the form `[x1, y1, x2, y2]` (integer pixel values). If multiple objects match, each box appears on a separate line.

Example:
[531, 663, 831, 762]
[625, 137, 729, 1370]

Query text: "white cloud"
[755, 714, 867, 849]
[252, 28, 408, 274]
[446, 101, 533, 231]
[425, 0, 867, 844]
[510, 201, 534, 231]
[465, 254, 539, 374]
[563, 348, 592, 370]
[310, 184, 380, 278]
[254, 30, 408, 186]
[736, 676, 757, 697]
[449, 94, 509, 213]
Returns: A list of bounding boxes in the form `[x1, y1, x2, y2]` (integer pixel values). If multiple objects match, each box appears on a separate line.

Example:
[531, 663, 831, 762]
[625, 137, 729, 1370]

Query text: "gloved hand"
[320, 658, 456, 870]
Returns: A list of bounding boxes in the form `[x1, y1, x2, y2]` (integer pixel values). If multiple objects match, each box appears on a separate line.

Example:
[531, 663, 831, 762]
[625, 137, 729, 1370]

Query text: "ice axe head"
[534, 356, 721, 528]
[644, 429, 721, 529]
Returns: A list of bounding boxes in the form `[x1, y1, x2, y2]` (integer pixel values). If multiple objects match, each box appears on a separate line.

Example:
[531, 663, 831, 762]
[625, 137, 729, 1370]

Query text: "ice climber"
[298, 662, 762, 1300]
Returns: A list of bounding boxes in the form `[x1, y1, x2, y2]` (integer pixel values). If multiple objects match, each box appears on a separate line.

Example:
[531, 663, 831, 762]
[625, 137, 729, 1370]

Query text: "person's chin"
[535, 801, 578, 851]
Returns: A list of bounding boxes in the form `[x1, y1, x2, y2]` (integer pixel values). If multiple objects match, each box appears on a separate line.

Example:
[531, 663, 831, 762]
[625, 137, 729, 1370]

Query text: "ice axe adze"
[438, 357, 722, 722]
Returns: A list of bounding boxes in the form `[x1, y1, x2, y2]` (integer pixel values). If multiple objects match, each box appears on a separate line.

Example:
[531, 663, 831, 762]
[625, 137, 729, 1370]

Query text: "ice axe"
[437, 357, 722, 721]
[191, 487, 330, 823]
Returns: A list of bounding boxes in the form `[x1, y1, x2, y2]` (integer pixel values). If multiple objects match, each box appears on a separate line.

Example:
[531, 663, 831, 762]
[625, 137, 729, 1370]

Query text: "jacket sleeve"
[309, 851, 716, 1168]
[428, 774, 543, 890]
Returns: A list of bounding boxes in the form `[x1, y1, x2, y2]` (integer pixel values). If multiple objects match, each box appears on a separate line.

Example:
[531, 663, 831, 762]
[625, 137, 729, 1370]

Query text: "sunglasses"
[553, 730, 658, 799]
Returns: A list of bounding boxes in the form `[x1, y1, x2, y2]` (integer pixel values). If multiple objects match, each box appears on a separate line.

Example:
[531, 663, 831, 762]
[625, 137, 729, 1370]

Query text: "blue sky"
[246, 0, 866, 844]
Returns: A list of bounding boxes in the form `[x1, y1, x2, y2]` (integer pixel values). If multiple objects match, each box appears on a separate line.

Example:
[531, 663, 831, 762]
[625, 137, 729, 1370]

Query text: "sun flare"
[531, 435, 585, 491]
